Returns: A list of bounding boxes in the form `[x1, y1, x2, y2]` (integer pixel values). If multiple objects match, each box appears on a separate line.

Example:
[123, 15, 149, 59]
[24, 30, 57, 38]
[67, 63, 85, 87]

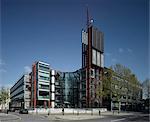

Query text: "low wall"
[28, 108, 107, 114]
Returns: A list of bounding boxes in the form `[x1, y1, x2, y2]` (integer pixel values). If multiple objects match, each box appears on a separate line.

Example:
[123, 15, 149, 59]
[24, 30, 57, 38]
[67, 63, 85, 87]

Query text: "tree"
[142, 78, 150, 99]
[102, 68, 113, 98]
[103, 64, 141, 111]
[0, 86, 9, 110]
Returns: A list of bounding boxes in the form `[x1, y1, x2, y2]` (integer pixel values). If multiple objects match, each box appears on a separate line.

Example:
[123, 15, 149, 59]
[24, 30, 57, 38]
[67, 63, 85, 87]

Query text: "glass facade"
[55, 71, 80, 108]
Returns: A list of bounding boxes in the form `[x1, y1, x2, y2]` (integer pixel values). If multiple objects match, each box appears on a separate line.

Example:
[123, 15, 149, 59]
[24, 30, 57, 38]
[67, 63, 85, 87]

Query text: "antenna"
[86, 5, 90, 29]
[86, 5, 93, 30]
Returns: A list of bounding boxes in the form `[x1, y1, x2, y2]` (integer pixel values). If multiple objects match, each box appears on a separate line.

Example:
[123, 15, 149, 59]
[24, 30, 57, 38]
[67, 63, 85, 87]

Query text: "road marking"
[111, 118, 126, 122]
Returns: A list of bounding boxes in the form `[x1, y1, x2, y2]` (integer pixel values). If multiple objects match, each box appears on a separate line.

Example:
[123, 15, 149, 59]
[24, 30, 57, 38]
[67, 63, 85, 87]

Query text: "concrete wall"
[28, 108, 107, 114]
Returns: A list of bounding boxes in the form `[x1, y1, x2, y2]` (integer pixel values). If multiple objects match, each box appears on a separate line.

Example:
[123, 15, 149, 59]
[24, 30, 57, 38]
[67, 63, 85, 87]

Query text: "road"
[78, 114, 149, 122]
[3, 112, 149, 122]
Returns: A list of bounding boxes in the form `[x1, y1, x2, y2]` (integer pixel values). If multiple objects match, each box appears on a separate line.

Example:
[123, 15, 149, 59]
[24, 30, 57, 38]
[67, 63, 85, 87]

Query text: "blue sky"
[0, 0, 149, 87]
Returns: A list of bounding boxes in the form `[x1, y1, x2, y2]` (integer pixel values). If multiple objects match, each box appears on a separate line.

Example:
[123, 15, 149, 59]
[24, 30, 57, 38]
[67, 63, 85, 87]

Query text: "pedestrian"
[62, 107, 64, 115]
[113, 109, 114, 115]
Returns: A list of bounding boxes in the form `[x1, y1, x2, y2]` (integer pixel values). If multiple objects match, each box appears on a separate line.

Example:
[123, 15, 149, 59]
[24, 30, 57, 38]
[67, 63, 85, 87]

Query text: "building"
[9, 9, 142, 111]
[9, 9, 105, 109]
[10, 61, 81, 109]
[81, 25, 104, 107]
[51, 70, 80, 108]
[31, 61, 51, 108]
[10, 74, 31, 109]
[103, 67, 142, 111]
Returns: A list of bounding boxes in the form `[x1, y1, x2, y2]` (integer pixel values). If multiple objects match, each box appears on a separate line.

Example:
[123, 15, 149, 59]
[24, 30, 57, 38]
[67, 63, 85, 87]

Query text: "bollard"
[99, 110, 101, 116]
[7, 109, 8, 114]
[118, 110, 120, 114]
[91, 109, 93, 115]
[77, 109, 79, 115]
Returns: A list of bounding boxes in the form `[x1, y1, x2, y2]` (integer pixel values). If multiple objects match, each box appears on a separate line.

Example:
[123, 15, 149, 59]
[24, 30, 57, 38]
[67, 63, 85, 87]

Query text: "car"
[9, 108, 15, 112]
[112, 107, 119, 110]
[19, 109, 28, 114]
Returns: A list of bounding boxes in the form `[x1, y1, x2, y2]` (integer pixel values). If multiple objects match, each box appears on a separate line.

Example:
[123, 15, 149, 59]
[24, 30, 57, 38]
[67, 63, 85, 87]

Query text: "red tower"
[81, 8, 104, 108]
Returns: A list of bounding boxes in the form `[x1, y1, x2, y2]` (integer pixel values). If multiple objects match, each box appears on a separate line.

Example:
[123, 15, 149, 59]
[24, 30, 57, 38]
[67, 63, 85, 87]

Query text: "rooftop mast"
[86, 6, 90, 30]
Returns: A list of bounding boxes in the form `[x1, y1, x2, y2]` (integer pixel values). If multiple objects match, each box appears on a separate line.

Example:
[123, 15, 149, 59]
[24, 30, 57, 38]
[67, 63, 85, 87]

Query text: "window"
[39, 65, 49, 71]
[39, 75, 50, 81]
[39, 84, 49, 89]
[92, 49, 96, 65]
[39, 91, 49, 96]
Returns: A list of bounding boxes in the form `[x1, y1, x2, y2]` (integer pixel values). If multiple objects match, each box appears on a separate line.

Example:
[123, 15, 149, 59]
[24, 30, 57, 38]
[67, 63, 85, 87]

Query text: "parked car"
[19, 109, 28, 114]
[112, 107, 119, 110]
[9, 108, 15, 112]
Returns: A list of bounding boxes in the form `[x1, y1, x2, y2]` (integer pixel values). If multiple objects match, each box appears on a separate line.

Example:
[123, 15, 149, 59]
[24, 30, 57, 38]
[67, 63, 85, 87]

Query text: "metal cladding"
[92, 27, 104, 53]
[33, 64, 37, 109]
[82, 26, 104, 52]
[82, 26, 104, 68]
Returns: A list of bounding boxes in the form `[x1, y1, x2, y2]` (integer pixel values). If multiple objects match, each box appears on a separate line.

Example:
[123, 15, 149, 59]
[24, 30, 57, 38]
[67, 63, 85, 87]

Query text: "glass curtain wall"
[55, 71, 80, 108]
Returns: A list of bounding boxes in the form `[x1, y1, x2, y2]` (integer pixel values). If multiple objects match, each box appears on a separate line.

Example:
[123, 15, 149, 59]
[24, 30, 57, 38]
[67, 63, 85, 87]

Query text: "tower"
[81, 7, 104, 108]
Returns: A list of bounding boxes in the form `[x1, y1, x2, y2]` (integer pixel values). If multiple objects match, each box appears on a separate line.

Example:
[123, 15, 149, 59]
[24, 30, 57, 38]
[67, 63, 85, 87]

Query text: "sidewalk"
[47, 111, 138, 120]
[101, 111, 135, 116]
[48, 114, 105, 120]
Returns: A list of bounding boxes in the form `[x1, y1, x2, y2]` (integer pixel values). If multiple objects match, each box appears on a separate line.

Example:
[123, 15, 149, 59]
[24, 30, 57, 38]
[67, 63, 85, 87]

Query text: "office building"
[31, 61, 51, 108]
[103, 67, 142, 111]
[10, 74, 31, 109]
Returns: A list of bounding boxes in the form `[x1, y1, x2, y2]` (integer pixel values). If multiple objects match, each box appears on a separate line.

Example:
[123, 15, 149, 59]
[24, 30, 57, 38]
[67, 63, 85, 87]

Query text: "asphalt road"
[7, 112, 149, 122]
[9, 112, 50, 122]
[77, 114, 149, 122]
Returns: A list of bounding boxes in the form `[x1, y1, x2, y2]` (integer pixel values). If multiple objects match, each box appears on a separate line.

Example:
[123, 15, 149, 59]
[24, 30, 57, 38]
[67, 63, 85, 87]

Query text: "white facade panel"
[51, 101, 55, 108]
[92, 49, 96, 65]
[51, 77, 55, 84]
[51, 70, 55, 76]
[101, 53, 104, 67]
[82, 30, 88, 45]
[97, 51, 100, 66]
[52, 93, 55, 100]
[51, 84, 55, 92]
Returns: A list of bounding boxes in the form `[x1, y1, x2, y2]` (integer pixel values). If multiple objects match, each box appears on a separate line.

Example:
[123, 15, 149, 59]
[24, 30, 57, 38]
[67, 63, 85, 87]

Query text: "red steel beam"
[33, 64, 37, 108]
